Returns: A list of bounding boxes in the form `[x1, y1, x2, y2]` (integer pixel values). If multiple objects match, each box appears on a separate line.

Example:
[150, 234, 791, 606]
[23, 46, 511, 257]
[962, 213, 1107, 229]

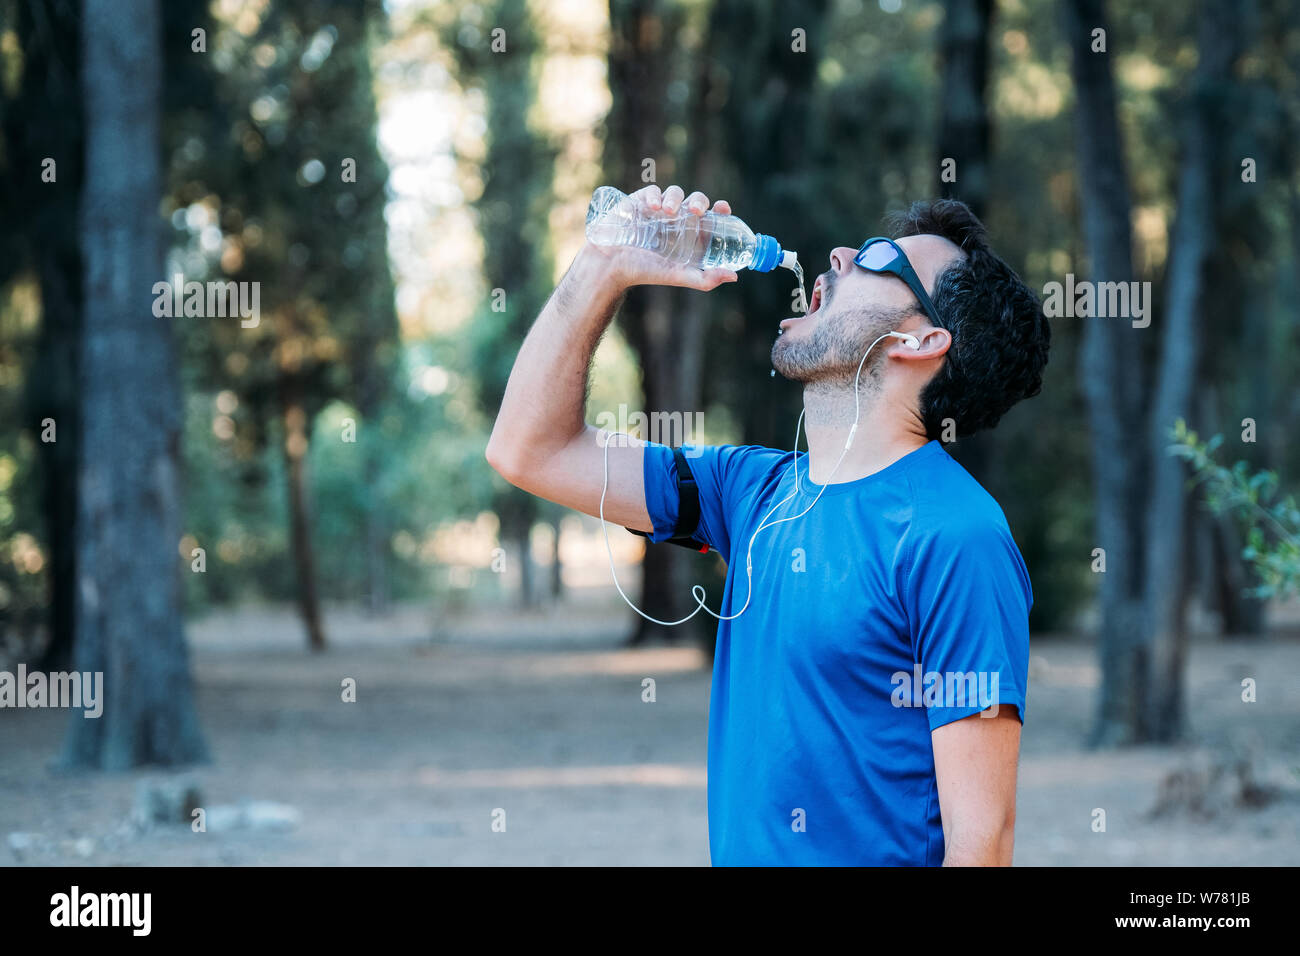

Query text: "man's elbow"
[485, 435, 525, 488]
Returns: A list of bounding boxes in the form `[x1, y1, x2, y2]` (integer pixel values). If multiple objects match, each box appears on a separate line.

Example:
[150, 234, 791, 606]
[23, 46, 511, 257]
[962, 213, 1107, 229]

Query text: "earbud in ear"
[888, 331, 921, 350]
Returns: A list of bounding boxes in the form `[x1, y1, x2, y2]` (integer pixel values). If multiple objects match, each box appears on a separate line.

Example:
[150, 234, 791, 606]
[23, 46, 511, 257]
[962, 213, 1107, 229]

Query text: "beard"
[771, 302, 914, 387]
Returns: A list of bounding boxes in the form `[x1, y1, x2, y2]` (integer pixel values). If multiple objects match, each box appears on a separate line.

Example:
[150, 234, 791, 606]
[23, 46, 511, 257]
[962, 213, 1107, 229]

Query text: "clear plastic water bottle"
[585, 186, 795, 273]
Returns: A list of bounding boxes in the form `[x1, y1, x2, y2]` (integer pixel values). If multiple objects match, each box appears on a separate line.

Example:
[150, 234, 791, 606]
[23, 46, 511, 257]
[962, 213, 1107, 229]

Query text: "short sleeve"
[642, 442, 780, 564]
[902, 513, 1032, 732]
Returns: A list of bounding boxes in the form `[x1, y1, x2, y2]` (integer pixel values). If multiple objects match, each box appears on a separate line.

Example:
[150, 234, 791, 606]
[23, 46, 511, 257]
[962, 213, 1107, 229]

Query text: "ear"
[892, 326, 950, 361]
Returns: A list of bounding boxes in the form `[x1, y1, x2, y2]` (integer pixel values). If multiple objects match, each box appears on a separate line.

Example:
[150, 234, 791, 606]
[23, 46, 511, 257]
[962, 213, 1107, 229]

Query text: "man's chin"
[770, 341, 812, 383]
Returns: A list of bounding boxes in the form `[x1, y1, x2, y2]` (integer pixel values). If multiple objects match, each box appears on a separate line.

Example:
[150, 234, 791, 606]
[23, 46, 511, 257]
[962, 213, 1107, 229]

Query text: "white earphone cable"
[598, 330, 910, 627]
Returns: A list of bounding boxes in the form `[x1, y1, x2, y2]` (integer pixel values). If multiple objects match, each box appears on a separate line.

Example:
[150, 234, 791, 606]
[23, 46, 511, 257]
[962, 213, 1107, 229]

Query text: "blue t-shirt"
[642, 439, 1031, 866]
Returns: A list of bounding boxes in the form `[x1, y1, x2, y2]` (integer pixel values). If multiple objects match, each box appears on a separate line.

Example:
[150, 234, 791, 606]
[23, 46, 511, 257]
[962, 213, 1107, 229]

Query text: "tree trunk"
[514, 524, 534, 609]
[1068, 0, 1250, 744]
[1195, 387, 1265, 637]
[62, 0, 207, 768]
[14, 0, 83, 674]
[32, 224, 82, 673]
[495, 491, 538, 609]
[937, 0, 993, 218]
[606, 0, 696, 643]
[1063, 0, 1148, 746]
[936, 0, 996, 484]
[363, 448, 389, 614]
[281, 396, 327, 651]
[628, 284, 710, 645]
[1213, 513, 1266, 636]
[1141, 0, 1247, 741]
[547, 515, 564, 602]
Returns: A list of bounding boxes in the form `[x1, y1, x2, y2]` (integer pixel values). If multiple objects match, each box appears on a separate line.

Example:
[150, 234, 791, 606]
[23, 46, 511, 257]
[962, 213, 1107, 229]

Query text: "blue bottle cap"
[751, 234, 782, 272]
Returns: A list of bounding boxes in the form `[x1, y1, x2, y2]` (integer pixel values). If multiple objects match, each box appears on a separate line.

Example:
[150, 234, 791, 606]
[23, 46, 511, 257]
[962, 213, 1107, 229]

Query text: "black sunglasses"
[853, 236, 944, 329]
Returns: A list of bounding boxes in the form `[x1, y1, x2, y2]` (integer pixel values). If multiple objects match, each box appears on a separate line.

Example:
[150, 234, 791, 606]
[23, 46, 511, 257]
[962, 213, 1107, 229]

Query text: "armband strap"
[626, 446, 709, 553]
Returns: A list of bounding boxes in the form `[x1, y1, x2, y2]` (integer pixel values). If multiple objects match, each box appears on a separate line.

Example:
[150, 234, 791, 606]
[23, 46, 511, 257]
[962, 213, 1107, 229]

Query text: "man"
[486, 184, 1050, 865]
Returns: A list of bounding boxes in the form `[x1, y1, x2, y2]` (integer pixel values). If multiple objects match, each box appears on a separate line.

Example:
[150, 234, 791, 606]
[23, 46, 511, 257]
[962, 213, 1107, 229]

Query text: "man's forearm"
[485, 246, 626, 479]
[942, 817, 1015, 866]
[484, 184, 736, 496]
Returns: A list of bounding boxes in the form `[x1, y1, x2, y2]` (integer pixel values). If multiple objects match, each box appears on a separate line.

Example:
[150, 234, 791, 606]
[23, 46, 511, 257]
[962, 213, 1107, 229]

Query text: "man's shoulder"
[903, 443, 1033, 603]
[906, 443, 1015, 542]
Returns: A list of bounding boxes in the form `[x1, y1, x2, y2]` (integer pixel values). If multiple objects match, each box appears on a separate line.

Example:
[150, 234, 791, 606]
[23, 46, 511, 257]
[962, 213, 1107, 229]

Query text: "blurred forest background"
[0, 0, 1298, 811]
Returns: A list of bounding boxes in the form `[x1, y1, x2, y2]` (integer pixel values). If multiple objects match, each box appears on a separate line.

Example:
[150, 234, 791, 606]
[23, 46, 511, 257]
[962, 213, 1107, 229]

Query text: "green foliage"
[307, 351, 499, 601]
[162, 0, 407, 617]
[180, 391, 291, 609]
[438, 0, 557, 406]
[438, 0, 558, 571]
[1170, 419, 1300, 599]
[167, 0, 399, 434]
[182, 340, 496, 611]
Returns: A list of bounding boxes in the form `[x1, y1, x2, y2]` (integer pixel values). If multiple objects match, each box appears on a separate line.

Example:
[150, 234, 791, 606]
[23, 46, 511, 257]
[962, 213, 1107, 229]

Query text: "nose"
[829, 246, 858, 275]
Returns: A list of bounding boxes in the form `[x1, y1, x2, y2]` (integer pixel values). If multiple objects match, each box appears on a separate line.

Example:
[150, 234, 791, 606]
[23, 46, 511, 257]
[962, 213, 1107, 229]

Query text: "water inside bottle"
[696, 221, 742, 268]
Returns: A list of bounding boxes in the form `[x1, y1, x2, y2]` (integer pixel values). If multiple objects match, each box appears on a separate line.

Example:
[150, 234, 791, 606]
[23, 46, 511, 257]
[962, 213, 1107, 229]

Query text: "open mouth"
[807, 276, 824, 315]
[781, 276, 825, 331]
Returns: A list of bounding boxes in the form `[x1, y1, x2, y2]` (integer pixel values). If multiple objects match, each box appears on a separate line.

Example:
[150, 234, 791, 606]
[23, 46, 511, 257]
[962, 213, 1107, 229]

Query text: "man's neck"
[800, 378, 929, 485]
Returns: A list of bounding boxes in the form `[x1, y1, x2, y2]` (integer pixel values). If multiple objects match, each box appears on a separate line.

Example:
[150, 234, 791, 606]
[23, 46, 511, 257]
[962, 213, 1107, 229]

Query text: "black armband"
[626, 446, 709, 553]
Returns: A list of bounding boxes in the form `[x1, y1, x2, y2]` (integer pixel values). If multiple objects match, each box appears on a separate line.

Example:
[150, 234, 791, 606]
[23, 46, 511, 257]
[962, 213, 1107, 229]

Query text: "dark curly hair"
[886, 199, 1050, 440]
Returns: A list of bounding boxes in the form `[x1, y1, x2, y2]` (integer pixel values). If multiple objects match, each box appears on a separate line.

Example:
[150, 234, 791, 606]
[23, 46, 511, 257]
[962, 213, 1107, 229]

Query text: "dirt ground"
[2, 593, 1298, 866]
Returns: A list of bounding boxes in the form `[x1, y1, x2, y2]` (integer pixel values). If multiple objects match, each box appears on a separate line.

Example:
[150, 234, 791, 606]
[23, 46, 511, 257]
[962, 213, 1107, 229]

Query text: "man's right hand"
[582, 183, 740, 292]
[487, 183, 736, 536]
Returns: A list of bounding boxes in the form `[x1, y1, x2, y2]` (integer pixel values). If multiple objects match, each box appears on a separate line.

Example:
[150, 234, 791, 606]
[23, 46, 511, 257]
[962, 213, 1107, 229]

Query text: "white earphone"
[599, 329, 920, 627]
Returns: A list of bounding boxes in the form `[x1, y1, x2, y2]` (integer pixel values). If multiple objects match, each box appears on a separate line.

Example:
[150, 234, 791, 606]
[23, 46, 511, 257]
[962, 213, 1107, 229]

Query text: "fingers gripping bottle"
[585, 186, 796, 273]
